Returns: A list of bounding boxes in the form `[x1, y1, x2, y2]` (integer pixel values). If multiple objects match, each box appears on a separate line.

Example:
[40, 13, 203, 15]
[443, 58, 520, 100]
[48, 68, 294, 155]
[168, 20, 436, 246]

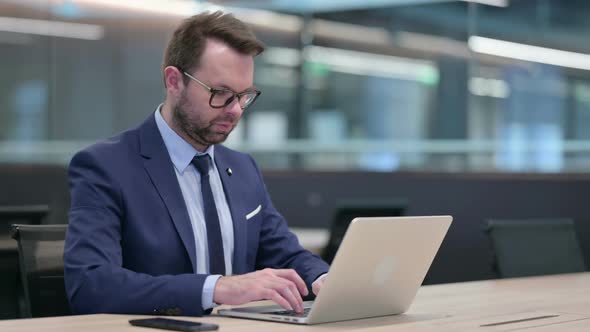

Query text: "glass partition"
[1, 0, 589, 172]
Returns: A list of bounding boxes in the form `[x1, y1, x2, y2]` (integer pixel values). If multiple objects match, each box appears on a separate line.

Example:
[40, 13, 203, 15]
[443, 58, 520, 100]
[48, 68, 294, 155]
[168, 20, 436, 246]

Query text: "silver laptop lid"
[306, 215, 452, 324]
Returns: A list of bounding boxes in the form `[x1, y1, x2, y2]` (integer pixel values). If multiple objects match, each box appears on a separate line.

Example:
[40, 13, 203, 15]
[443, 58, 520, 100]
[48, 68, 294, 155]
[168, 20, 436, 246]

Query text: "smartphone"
[129, 318, 219, 331]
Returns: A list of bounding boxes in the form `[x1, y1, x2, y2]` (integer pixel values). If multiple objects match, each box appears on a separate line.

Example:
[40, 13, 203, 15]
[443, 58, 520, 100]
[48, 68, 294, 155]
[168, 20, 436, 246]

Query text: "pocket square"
[246, 205, 262, 220]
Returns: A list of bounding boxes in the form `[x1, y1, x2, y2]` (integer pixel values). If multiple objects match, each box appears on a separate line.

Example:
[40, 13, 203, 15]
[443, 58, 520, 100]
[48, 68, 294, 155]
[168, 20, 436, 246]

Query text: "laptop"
[217, 215, 452, 325]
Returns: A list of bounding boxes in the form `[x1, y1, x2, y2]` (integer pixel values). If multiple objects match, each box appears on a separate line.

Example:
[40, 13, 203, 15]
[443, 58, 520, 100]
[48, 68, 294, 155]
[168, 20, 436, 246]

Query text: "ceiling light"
[469, 36, 590, 71]
[0, 16, 103, 40]
[306, 46, 439, 84]
[73, 0, 220, 16]
[461, 0, 509, 7]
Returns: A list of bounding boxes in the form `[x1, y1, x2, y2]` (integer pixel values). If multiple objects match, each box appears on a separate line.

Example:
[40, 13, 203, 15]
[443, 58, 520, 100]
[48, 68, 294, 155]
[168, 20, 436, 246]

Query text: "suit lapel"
[214, 147, 248, 275]
[138, 115, 197, 272]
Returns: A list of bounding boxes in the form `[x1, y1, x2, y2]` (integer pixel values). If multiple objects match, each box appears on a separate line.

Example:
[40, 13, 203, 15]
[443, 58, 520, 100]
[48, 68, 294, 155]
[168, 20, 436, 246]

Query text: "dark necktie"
[191, 154, 226, 275]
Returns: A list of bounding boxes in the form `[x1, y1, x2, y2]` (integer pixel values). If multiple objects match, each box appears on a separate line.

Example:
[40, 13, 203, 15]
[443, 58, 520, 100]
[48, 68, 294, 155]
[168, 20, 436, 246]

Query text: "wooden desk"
[0, 273, 588, 331]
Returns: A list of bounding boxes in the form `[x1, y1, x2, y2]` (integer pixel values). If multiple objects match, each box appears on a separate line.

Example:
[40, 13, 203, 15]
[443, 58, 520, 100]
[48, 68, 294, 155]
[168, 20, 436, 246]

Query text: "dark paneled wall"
[0, 164, 70, 225]
[262, 171, 590, 284]
[1, 165, 589, 296]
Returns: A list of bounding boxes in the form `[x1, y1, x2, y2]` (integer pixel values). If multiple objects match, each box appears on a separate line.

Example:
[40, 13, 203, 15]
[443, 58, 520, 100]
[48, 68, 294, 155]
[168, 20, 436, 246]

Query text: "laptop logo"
[374, 256, 396, 285]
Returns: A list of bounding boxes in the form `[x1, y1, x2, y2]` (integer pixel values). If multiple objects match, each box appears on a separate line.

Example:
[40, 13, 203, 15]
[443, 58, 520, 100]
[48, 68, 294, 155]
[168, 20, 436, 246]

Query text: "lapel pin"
[226, 168, 233, 176]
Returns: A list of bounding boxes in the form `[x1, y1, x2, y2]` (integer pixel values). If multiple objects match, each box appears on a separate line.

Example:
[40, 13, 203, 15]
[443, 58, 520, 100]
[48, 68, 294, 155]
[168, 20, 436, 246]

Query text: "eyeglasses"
[183, 72, 261, 110]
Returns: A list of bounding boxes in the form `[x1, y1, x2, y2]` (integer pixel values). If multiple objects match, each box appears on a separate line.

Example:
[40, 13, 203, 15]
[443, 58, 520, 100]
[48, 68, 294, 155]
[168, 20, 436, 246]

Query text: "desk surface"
[1, 272, 588, 331]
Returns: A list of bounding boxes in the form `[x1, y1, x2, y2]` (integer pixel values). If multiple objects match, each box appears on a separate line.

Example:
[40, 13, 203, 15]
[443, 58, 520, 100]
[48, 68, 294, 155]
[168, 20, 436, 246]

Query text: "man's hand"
[213, 268, 309, 313]
[312, 274, 327, 296]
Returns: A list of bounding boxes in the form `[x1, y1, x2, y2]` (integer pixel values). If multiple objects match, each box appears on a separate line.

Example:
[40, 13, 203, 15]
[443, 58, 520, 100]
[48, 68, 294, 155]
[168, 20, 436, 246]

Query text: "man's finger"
[265, 279, 303, 312]
[273, 269, 308, 296]
[276, 284, 303, 313]
[263, 289, 292, 311]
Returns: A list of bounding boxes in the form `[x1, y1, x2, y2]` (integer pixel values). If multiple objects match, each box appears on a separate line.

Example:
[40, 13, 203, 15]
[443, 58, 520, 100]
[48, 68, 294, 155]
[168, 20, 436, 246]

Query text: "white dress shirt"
[154, 106, 234, 310]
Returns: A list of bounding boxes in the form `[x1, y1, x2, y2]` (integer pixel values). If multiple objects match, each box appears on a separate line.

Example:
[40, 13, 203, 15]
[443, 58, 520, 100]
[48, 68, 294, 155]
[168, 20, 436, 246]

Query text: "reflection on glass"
[1, 0, 590, 172]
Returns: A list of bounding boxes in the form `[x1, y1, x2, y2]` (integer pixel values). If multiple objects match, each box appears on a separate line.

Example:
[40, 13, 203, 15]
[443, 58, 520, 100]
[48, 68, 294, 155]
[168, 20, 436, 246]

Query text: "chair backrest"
[0, 205, 50, 319]
[486, 219, 587, 278]
[10, 224, 70, 317]
[321, 199, 407, 264]
[0, 205, 50, 225]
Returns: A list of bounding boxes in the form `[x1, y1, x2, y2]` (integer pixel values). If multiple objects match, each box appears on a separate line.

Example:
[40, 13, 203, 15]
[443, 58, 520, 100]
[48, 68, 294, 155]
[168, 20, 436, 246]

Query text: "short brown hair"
[163, 11, 265, 87]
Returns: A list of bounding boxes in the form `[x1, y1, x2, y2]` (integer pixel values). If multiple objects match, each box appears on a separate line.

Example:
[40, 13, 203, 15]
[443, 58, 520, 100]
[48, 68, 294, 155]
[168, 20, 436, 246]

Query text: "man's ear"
[164, 66, 185, 97]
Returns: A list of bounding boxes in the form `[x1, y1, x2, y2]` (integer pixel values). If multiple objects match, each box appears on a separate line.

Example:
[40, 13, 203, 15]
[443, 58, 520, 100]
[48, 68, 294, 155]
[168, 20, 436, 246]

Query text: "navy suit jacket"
[64, 113, 329, 316]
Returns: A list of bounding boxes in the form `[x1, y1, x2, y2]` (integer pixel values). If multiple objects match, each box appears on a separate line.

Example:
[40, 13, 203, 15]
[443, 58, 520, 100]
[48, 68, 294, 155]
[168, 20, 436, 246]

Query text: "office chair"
[486, 219, 587, 278]
[321, 199, 407, 264]
[10, 224, 70, 318]
[0, 205, 50, 225]
[0, 205, 50, 319]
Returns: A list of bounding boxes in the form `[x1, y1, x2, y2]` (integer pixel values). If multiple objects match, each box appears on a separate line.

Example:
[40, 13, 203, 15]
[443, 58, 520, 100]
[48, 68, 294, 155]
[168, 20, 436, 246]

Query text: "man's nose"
[224, 97, 243, 116]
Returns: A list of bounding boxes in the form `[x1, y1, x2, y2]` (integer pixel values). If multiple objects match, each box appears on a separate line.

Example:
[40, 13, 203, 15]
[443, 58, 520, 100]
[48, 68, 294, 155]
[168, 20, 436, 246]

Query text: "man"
[64, 11, 329, 317]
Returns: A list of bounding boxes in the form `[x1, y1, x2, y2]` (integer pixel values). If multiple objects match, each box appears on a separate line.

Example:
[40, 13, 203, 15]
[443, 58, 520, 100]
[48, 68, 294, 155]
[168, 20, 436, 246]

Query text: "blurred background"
[2, 0, 590, 172]
[1, 0, 590, 319]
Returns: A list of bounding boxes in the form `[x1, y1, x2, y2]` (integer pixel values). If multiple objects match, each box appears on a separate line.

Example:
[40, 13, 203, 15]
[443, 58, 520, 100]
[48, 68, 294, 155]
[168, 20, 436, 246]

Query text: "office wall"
[262, 171, 590, 283]
[2, 163, 588, 285]
[0, 164, 69, 225]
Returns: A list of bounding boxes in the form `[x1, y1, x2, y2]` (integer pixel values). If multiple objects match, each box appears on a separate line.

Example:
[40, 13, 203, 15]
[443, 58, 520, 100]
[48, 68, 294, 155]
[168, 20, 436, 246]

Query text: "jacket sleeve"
[64, 149, 209, 316]
[248, 156, 330, 291]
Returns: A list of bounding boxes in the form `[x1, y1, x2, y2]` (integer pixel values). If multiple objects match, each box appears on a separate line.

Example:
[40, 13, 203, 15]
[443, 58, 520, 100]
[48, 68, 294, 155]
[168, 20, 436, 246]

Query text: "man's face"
[172, 39, 255, 150]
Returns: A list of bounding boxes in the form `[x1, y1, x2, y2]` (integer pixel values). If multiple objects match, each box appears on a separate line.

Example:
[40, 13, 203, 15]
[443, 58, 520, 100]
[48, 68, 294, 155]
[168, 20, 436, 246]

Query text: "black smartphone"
[129, 318, 219, 331]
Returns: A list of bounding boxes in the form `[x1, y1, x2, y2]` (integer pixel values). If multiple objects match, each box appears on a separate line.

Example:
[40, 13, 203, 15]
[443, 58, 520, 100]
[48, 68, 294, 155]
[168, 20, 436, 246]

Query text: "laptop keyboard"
[267, 307, 312, 317]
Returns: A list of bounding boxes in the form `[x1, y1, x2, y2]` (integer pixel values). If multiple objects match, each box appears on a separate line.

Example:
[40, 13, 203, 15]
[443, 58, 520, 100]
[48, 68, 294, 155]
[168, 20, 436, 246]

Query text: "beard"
[172, 90, 237, 148]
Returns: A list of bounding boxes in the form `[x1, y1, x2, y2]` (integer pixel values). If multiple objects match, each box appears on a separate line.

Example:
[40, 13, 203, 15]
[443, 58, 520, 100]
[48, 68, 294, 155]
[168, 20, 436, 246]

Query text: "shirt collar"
[154, 104, 215, 174]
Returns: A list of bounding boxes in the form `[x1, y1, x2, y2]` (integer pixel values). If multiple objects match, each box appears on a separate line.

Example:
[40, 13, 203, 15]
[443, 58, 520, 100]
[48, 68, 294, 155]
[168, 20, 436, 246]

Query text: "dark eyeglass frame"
[183, 71, 261, 110]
